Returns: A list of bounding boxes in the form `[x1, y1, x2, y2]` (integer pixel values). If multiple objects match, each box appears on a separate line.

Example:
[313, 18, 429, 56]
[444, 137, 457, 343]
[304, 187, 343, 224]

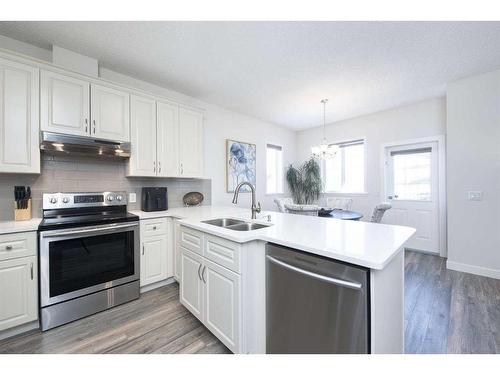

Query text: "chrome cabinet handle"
[142, 244, 145, 255]
[153, 161, 156, 173]
[5, 245, 13, 250]
[158, 161, 161, 174]
[266, 255, 363, 290]
[92, 119, 96, 134]
[201, 265, 206, 283]
[180, 163, 183, 175]
[197, 264, 202, 280]
[30, 262, 33, 280]
[85, 118, 88, 132]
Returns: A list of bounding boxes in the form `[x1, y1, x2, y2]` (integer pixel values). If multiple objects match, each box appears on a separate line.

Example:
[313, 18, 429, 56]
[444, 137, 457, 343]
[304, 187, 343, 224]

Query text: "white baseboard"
[140, 277, 177, 294]
[446, 260, 500, 280]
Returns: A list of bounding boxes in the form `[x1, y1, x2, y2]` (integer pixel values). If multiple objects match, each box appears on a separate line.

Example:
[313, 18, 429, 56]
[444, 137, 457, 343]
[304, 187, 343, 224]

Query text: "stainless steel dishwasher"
[266, 243, 370, 354]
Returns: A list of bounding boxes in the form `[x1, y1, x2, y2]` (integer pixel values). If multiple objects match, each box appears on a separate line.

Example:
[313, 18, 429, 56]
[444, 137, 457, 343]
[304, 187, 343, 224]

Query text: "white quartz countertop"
[0, 218, 42, 235]
[131, 205, 415, 270]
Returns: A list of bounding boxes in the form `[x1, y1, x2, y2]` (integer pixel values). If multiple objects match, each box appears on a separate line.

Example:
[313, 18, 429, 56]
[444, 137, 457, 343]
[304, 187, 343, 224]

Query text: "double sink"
[202, 218, 270, 231]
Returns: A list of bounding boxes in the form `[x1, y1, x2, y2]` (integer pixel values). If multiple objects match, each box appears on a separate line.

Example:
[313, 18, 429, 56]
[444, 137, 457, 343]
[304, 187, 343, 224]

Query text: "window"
[323, 140, 365, 193]
[266, 143, 283, 194]
[390, 148, 432, 201]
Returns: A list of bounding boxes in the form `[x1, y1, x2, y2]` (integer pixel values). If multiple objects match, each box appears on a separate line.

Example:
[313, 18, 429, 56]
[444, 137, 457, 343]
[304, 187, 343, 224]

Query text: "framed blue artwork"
[226, 139, 256, 193]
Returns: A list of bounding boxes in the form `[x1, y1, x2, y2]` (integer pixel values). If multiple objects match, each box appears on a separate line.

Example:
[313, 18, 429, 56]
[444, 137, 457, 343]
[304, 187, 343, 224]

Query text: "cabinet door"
[203, 259, 241, 353]
[180, 247, 204, 321]
[41, 70, 90, 136]
[128, 95, 157, 176]
[0, 256, 37, 331]
[179, 106, 204, 178]
[91, 84, 130, 141]
[0, 58, 40, 173]
[140, 235, 168, 287]
[157, 100, 179, 177]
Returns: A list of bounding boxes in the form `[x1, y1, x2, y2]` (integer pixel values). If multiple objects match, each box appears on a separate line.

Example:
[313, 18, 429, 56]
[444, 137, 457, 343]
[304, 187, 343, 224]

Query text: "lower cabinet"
[140, 218, 173, 288]
[0, 231, 38, 333]
[180, 246, 241, 352]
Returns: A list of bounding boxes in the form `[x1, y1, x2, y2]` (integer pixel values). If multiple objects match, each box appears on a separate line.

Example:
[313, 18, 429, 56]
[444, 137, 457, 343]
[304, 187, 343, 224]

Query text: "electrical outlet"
[468, 191, 483, 201]
[129, 193, 137, 203]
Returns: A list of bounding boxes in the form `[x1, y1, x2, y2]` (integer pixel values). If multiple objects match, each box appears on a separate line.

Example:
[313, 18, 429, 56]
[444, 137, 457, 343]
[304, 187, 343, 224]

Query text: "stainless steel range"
[38, 191, 140, 331]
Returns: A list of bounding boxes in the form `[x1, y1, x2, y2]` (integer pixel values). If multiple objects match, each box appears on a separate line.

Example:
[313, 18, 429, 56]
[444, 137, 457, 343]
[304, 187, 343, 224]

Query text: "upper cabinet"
[129, 95, 157, 177]
[0, 57, 40, 174]
[41, 70, 90, 137]
[128, 99, 204, 178]
[179, 106, 204, 178]
[91, 84, 130, 141]
[41, 70, 130, 142]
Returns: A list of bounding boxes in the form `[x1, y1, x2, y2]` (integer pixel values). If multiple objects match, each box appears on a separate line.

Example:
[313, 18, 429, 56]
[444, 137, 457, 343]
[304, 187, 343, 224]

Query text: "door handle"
[158, 161, 161, 174]
[30, 262, 34, 280]
[153, 161, 156, 173]
[201, 265, 206, 284]
[197, 264, 202, 280]
[85, 118, 88, 132]
[92, 119, 96, 134]
[266, 255, 363, 290]
[142, 244, 145, 255]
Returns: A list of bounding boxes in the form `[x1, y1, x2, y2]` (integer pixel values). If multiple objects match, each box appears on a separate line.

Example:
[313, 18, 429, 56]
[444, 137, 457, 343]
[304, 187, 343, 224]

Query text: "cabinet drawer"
[179, 226, 203, 255]
[204, 234, 241, 273]
[140, 218, 168, 237]
[0, 232, 37, 261]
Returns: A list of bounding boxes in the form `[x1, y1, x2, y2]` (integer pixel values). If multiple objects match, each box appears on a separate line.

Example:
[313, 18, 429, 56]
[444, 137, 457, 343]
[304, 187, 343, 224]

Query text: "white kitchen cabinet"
[203, 258, 241, 352]
[128, 95, 157, 177]
[179, 106, 204, 178]
[90, 84, 130, 141]
[157, 100, 179, 177]
[0, 255, 37, 332]
[41, 70, 90, 137]
[180, 247, 204, 321]
[140, 235, 168, 287]
[0, 57, 40, 174]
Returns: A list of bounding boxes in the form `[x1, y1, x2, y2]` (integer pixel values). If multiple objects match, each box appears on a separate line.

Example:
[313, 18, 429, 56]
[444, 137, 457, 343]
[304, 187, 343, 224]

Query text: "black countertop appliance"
[141, 187, 168, 212]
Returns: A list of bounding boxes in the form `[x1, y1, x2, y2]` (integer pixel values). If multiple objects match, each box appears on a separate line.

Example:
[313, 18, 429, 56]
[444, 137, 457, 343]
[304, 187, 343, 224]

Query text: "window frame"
[321, 138, 368, 195]
[265, 142, 284, 195]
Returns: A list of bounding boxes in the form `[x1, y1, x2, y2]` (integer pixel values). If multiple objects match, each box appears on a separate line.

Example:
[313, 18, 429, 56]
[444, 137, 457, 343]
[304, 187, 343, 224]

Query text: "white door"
[157, 100, 179, 177]
[203, 259, 240, 353]
[180, 247, 204, 321]
[140, 235, 168, 287]
[0, 256, 38, 331]
[179, 106, 204, 178]
[384, 141, 439, 254]
[90, 84, 130, 141]
[0, 58, 40, 174]
[128, 95, 157, 176]
[41, 70, 90, 136]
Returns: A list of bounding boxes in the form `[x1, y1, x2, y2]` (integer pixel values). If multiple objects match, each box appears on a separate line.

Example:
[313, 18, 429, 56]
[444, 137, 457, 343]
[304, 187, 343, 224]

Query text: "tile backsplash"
[0, 154, 211, 221]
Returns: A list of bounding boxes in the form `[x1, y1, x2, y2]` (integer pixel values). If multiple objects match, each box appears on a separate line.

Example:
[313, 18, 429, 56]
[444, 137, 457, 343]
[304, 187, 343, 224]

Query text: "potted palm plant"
[285, 158, 323, 204]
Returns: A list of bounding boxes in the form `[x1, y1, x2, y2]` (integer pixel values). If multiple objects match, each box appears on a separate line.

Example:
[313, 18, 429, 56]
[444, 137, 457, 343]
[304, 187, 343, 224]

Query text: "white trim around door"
[380, 135, 447, 257]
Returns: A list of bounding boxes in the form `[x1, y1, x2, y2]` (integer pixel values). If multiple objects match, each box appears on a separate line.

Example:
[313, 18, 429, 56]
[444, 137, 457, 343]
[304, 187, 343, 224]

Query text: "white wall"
[446, 69, 500, 278]
[0, 35, 296, 212]
[296, 98, 446, 220]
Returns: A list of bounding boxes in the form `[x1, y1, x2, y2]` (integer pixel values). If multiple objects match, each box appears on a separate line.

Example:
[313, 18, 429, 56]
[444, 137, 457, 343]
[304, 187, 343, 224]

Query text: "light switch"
[468, 191, 483, 201]
[129, 193, 137, 203]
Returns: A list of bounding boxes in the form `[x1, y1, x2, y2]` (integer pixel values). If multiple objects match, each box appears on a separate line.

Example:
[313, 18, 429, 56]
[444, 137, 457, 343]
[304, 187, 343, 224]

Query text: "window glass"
[392, 150, 431, 201]
[266, 144, 283, 194]
[323, 141, 365, 193]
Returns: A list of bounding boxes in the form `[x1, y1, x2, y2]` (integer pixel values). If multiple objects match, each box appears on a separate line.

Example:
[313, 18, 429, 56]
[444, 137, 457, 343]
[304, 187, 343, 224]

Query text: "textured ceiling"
[1, 21, 500, 130]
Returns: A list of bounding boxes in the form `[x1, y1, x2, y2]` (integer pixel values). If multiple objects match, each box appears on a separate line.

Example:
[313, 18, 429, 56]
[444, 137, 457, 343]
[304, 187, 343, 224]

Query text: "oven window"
[49, 231, 135, 297]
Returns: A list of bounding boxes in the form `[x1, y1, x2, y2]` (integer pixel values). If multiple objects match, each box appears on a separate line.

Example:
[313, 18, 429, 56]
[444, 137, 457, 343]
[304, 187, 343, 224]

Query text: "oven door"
[39, 222, 139, 307]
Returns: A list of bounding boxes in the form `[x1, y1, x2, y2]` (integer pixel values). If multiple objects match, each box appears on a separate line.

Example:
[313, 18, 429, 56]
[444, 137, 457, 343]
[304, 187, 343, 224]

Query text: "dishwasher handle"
[266, 255, 363, 290]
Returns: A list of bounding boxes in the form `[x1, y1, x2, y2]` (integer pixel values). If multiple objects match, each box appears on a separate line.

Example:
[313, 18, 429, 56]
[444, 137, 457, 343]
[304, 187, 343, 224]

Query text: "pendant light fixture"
[311, 99, 339, 159]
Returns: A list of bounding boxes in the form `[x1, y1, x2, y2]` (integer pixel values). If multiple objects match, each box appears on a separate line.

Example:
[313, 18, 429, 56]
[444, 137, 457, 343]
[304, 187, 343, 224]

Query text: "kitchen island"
[131, 206, 415, 354]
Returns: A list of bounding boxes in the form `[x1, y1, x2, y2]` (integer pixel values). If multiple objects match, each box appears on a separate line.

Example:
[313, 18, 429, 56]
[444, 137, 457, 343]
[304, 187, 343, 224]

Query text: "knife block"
[14, 199, 32, 221]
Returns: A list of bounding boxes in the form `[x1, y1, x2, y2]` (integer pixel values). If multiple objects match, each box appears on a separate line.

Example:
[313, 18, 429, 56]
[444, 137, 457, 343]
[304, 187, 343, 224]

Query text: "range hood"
[40, 131, 131, 158]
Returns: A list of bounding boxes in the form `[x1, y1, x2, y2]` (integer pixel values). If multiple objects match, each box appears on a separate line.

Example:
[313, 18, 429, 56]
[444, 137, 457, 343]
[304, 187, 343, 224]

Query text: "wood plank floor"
[1, 251, 499, 354]
[405, 250, 500, 354]
[0, 283, 230, 354]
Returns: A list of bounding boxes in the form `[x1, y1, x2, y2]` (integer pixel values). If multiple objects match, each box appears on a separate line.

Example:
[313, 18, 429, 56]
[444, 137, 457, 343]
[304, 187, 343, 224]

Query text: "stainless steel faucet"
[231, 182, 261, 219]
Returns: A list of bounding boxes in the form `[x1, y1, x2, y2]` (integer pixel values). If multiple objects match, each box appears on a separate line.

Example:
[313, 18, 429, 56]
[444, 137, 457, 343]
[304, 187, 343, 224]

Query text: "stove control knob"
[50, 197, 58, 204]
[62, 197, 69, 204]
[107, 195, 114, 202]
[116, 195, 123, 202]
